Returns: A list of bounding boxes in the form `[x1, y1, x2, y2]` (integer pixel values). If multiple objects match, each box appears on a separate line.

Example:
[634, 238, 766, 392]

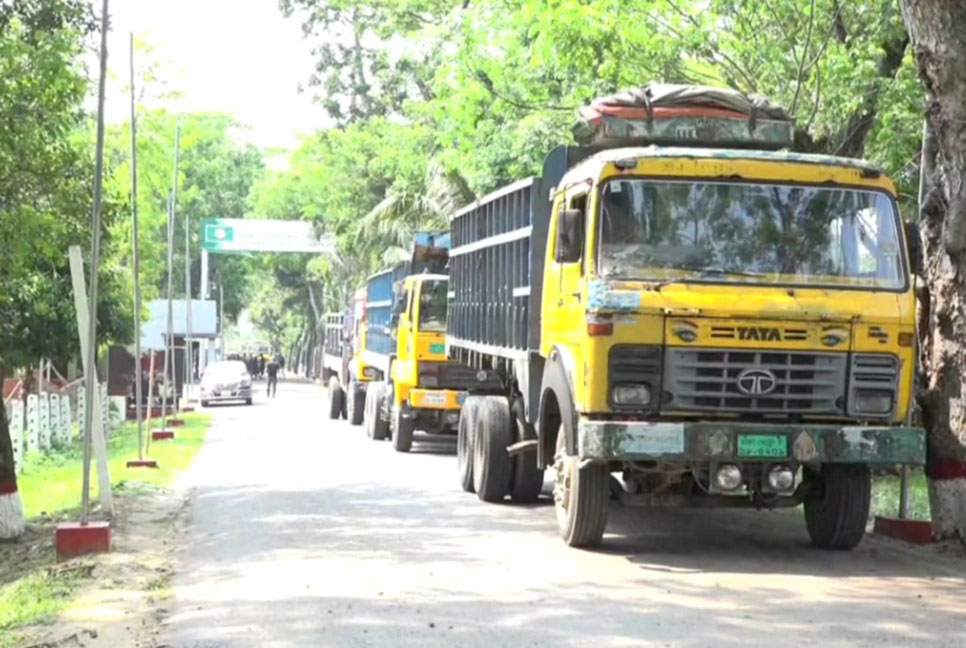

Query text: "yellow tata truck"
[360, 233, 488, 452]
[448, 84, 926, 549]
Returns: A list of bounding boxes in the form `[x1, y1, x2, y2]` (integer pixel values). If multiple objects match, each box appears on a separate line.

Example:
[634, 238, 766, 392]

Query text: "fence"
[3, 378, 114, 475]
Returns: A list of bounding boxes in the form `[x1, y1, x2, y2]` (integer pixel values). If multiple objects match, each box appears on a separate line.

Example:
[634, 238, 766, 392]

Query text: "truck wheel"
[473, 397, 513, 502]
[804, 464, 871, 550]
[509, 398, 544, 503]
[347, 381, 365, 426]
[553, 424, 608, 547]
[326, 376, 344, 420]
[457, 397, 482, 492]
[391, 404, 414, 452]
[373, 383, 390, 441]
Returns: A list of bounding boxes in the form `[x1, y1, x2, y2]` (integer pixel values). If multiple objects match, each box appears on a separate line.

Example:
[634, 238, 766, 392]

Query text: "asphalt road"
[163, 381, 966, 648]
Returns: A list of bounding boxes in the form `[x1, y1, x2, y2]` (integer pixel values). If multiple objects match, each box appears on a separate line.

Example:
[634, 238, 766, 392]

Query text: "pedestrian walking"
[266, 355, 279, 397]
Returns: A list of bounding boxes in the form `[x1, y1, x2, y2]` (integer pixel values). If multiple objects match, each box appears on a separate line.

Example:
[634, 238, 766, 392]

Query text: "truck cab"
[361, 233, 481, 452]
[542, 146, 923, 546]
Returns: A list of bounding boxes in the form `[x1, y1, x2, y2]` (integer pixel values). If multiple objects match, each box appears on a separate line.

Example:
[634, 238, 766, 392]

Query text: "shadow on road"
[165, 382, 966, 647]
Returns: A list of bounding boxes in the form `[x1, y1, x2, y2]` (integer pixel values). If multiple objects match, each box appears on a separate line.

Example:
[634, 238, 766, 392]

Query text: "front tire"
[472, 397, 513, 502]
[553, 424, 608, 547]
[391, 401, 414, 452]
[326, 377, 344, 420]
[457, 397, 482, 492]
[347, 381, 365, 426]
[245, 398, 253, 406]
[804, 464, 871, 550]
[201, 400, 210, 407]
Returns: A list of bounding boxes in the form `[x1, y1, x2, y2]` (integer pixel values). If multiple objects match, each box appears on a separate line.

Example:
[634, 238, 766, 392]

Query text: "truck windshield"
[597, 179, 905, 290]
[418, 279, 448, 332]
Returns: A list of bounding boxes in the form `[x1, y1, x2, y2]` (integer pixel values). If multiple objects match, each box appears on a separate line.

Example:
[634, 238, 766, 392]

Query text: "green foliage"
[0, 2, 132, 370]
[285, 0, 924, 196]
[262, 1, 928, 357]
[103, 110, 265, 323]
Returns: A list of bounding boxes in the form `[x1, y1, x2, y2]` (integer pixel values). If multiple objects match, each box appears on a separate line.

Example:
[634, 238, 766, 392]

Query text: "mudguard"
[538, 345, 579, 466]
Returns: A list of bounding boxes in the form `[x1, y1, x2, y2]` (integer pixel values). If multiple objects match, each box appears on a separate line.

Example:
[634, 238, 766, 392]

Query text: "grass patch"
[0, 564, 92, 647]
[0, 413, 211, 644]
[17, 412, 211, 521]
[872, 469, 931, 521]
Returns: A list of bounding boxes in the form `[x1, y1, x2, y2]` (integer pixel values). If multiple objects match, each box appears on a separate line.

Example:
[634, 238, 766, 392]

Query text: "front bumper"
[409, 388, 464, 411]
[578, 419, 926, 465]
[202, 386, 252, 401]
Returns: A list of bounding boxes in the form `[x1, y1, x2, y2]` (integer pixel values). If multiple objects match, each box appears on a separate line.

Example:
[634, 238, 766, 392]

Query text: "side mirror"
[904, 221, 923, 275]
[393, 292, 407, 315]
[555, 209, 583, 263]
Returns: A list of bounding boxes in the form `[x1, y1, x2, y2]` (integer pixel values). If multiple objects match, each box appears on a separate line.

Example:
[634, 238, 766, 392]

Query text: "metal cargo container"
[365, 264, 404, 358]
[448, 146, 593, 365]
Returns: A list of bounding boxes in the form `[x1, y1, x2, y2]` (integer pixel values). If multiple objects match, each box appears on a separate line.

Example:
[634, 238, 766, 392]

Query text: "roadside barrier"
[3, 378, 114, 474]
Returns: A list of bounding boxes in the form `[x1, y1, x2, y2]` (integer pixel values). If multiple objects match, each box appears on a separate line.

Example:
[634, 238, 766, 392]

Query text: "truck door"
[544, 187, 590, 359]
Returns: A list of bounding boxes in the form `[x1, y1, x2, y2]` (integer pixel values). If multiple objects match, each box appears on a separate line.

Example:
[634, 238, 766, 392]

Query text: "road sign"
[201, 218, 334, 254]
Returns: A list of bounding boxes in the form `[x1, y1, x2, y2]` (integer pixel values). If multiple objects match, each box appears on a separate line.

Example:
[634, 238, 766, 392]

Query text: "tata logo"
[736, 368, 778, 395]
[737, 326, 782, 341]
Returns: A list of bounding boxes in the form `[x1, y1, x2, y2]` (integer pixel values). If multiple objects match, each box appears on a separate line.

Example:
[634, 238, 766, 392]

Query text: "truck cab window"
[418, 280, 448, 332]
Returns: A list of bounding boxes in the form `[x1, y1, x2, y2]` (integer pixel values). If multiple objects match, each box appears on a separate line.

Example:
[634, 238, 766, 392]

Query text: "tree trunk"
[900, 0, 966, 541]
[0, 372, 26, 540]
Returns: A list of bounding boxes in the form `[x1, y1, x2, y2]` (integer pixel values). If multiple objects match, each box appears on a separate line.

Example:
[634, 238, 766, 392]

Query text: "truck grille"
[664, 348, 847, 415]
[419, 362, 502, 391]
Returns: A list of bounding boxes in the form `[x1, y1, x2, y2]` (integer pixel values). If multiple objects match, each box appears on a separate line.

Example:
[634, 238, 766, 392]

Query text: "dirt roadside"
[2, 483, 187, 648]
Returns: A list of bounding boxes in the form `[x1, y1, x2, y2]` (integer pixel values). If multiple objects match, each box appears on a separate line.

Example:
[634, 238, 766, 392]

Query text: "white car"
[200, 360, 253, 406]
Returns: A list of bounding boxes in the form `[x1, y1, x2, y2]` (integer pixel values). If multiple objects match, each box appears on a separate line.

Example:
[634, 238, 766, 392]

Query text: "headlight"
[611, 383, 652, 407]
[853, 390, 893, 414]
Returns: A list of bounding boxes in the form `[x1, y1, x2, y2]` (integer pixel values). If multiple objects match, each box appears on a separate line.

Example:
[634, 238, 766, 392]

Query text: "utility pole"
[79, 0, 111, 526]
[129, 32, 145, 460]
[219, 282, 225, 360]
[184, 178, 193, 402]
[168, 128, 180, 416]
[160, 190, 174, 426]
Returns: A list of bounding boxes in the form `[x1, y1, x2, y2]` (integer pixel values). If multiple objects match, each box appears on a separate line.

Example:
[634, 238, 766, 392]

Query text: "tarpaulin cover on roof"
[574, 83, 795, 150]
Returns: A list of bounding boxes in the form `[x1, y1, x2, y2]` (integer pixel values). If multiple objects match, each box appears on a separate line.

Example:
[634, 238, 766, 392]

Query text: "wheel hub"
[553, 450, 571, 511]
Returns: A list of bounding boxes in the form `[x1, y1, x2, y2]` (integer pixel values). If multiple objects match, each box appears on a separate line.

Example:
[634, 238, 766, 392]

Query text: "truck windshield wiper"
[645, 266, 770, 291]
[673, 265, 769, 278]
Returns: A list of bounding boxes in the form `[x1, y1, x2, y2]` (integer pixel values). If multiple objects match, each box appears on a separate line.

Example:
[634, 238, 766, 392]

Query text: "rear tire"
[509, 398, 544, 503]
[457, 397, 482, 493]
[201, 400, 209, 407]
[347, 381, 365, 426]
[472, 397, 513, 502]
[373, 383, 390, 441]
[804, 464, 871, 550]
[327, 377, 344, 420]
[391, 401, 414, 452]
[553, 424, 608, 547]
[245, 398, 253, 406]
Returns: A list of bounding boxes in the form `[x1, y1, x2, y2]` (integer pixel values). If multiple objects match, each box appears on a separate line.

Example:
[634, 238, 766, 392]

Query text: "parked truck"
[321, 311, 349, 420]
[360, 233, 490, 451]
[448, 84, 926, 549]
[345, 288, 371, 425]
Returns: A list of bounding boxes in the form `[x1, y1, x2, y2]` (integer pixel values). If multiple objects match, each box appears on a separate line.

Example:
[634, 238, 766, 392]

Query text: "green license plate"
[737, 434, 787, 458]
[430, 343, 445, 354]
